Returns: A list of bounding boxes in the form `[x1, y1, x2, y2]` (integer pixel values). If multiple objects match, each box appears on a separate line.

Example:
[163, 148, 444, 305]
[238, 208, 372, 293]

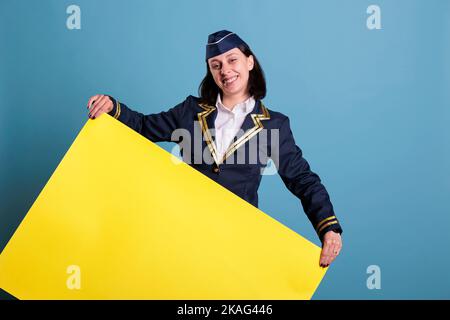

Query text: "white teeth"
[223, 76, 238, 85]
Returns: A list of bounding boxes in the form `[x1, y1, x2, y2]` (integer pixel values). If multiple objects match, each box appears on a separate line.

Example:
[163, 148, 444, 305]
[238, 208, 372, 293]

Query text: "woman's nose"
[220, 66, 231, 76]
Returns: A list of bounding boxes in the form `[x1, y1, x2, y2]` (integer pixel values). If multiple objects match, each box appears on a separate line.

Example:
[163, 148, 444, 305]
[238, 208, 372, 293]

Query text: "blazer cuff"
[106, 95, 121, 119]
[315, 215, 343, 242]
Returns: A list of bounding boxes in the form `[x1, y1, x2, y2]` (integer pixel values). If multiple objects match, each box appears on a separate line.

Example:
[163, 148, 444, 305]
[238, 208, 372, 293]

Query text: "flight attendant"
[87, 30, 343, 268]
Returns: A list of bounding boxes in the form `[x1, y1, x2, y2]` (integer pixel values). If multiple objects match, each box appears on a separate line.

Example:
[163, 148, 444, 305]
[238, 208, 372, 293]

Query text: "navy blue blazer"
[107, 95, 342, 241]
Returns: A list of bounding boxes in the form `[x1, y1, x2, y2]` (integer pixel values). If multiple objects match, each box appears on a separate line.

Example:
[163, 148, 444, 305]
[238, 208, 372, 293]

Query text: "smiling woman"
[209, 48, 253, 99]
[200, 40, 266, 110]
[86, 30, 343, 268]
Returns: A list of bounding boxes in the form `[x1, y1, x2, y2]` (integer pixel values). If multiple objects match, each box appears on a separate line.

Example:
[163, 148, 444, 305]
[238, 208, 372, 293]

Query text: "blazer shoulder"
[260, 103, 289, 127]
[185, 95, 200, 103]
[184, 95, 208, 111]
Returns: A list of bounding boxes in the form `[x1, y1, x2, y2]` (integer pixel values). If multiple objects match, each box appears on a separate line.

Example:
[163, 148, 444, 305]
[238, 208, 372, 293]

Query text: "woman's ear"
[247, 55, 254, 71]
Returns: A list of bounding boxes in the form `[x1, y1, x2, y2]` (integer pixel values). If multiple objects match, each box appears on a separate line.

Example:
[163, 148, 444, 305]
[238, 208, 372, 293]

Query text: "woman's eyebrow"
[209, 53, 238, 64]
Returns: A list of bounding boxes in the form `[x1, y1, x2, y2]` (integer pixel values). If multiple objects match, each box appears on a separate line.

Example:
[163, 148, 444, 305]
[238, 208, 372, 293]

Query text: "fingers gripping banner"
[0, 115, 326, 299]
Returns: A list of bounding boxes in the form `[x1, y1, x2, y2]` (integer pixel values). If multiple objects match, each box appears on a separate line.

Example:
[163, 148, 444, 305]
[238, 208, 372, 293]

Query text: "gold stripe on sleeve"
[316, 216, 337, 232]
[114, 101, 121, 119]
[318, 221, 339, 234]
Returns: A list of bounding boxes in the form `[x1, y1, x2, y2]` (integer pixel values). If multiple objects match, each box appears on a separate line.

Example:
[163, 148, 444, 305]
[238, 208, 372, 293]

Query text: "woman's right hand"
[87, 94, 114, 119]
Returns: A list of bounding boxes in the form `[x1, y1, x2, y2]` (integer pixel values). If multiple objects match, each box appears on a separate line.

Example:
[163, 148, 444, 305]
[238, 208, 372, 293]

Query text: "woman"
[87, 30, 343, 268]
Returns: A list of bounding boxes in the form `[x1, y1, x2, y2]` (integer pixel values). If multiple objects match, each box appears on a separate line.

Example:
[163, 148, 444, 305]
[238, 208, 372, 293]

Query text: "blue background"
[1, 0, 449, 299]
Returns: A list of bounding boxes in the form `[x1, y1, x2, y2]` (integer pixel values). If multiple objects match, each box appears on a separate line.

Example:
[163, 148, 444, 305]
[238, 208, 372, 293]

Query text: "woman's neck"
[221, 93, 251, 111]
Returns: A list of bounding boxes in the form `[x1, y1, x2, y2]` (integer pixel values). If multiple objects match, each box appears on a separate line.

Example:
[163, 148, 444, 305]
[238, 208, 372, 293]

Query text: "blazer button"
[212, 165, 220, 173]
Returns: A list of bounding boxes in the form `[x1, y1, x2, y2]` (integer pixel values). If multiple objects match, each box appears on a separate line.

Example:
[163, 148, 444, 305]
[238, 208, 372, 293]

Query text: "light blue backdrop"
[1, 0, 449, 299]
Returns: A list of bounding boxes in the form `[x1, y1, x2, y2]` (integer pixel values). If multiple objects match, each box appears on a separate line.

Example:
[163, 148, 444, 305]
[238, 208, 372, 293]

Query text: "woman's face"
[208, 47, 254, 98]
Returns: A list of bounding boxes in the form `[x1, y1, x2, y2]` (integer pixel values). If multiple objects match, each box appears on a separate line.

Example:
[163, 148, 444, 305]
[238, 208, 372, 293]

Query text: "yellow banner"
[0, 114, 326, 299]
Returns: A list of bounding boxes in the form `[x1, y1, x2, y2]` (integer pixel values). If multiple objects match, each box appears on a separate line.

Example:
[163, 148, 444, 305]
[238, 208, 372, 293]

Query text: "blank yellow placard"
[0, 114, 326, 300]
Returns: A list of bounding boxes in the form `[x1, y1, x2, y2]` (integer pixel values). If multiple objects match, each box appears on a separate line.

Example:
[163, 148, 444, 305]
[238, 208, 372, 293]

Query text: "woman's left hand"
[319, 231, 342, 268]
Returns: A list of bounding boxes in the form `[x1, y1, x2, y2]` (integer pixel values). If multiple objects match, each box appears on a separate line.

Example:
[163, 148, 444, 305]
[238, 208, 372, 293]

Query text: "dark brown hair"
[198, 44, 266, 106]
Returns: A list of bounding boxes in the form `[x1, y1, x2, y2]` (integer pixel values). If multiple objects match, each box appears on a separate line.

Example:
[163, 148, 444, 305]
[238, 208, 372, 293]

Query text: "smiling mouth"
[222, 75, 238, 86]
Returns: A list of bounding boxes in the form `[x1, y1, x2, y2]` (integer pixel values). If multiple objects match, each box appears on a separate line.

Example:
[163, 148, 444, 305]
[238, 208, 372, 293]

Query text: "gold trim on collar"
[197, 103, 220, 164]
[198, 102, 270, 165]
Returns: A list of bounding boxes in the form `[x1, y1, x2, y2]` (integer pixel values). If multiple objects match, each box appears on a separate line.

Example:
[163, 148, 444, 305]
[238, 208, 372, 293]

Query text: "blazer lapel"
[222, 100, 270, 162]
[197, 103, 220, 164]
[197, 100, 270, 165]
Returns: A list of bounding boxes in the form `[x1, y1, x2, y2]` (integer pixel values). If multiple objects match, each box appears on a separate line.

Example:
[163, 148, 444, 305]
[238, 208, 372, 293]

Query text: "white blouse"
[214, 93, 256, 162]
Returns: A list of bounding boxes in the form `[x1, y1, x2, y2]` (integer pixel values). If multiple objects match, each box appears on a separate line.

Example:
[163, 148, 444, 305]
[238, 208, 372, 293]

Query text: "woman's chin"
[222, 85, 243, 96]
